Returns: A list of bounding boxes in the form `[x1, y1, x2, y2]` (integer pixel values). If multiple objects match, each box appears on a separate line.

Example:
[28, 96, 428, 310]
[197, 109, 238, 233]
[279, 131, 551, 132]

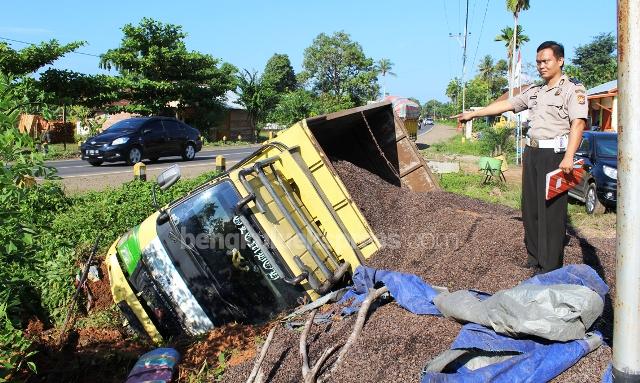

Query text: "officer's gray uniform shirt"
[509, 74, 588, 140]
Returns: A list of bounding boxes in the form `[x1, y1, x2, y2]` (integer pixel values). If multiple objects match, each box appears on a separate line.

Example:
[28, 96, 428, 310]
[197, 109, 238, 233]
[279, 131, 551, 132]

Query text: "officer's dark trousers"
[522, 146, 568, 272]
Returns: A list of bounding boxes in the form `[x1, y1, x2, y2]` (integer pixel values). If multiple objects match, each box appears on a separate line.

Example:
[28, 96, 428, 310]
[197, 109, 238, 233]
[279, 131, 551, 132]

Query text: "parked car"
[425, 118, 434, 125]
[569, 131, 617, 214]
[81, 117, 202, 166]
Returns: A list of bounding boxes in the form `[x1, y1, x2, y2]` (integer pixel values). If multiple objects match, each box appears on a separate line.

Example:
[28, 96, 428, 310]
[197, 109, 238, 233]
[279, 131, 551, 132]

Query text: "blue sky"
[1, 0, 617, 103]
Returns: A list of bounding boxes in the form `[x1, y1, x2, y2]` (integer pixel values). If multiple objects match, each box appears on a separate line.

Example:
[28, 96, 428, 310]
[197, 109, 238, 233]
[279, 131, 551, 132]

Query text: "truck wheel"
[182, 143, 196, 161]
[585, 183, 605, 215]
[88, 160, 103, 166]
[126, 147, 143, 165]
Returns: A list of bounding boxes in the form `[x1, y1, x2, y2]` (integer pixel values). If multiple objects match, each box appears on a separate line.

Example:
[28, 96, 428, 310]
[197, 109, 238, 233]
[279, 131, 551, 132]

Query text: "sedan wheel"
[182, 143, 196, 161]
[585, 183, 605, 215]
[127, 147, 142, 165]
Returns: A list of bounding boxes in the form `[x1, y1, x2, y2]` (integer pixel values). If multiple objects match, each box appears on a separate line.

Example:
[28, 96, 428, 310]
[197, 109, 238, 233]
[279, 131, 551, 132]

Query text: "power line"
[0, 36, 102, 58]
[443, 0, 452, 34]
[471, 0, 491, 70]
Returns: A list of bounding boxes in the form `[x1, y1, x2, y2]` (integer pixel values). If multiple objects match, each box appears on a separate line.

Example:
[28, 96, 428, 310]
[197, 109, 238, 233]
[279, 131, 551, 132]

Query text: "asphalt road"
[46, 146, 259, 179]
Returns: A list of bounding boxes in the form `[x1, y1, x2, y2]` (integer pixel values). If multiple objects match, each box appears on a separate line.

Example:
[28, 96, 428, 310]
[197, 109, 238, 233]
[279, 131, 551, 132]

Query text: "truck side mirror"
[157, 164, 181, 190]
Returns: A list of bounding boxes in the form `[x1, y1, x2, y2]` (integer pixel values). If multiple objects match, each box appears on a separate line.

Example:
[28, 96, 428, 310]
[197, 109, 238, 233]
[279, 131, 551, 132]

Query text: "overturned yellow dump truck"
[105, 102, 438, 342]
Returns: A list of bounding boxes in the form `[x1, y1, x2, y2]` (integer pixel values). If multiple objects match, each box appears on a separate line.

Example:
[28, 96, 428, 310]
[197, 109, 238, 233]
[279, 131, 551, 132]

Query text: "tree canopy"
[99, 17, 237, 115]
[301, 31, 379, 104]
[566, 32, 617, 89]
[262, 53, 296, 94]
[0, 40, 84, 77]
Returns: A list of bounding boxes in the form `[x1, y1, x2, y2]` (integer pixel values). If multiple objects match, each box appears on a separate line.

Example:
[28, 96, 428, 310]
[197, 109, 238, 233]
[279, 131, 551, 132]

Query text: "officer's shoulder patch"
[569, 78, 583, 86]
[577, 94, 586, 104]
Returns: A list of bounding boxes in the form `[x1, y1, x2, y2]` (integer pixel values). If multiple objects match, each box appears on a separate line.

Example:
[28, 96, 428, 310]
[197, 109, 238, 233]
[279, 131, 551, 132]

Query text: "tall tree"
[376, 58, 396, 98]
[300, 31, 379, 104]
[569, 33, 617, 89]
[261, 53, 296, 121]
[495, 25, 530, 95]
[261, 53, 296, 94]
[99, 18, 236, 116]
[505, 0, 530, 98]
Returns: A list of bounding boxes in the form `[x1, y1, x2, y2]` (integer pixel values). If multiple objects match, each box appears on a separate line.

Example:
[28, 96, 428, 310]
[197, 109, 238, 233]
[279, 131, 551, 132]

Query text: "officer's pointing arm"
[456, 100, 516, 123]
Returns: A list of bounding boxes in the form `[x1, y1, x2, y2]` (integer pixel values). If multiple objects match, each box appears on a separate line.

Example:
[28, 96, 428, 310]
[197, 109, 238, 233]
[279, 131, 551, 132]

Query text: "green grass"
[423, 134, 491, 157]
[43, 143, 81, 160]
[439, 171, 522, 209]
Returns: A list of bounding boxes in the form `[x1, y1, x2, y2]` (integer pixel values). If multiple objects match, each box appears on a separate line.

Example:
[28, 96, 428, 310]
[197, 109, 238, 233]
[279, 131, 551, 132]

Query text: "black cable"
[0, 36, 101, 58]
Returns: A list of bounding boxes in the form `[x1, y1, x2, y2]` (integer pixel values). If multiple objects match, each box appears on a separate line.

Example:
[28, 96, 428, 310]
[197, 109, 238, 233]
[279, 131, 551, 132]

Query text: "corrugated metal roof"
[587, 79, 617, 96]
[224, 90, 246, 110]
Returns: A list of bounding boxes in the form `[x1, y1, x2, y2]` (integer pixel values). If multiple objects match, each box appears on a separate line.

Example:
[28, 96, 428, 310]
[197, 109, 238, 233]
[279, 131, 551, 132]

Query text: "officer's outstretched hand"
[558, 156, 574, 174]
[452, 111, 475, 124]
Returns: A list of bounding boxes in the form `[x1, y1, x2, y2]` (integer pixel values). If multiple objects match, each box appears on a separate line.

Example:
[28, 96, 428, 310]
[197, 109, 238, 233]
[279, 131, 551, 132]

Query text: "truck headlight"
[112, 137, 130, 145]
[603, 165, 617, 180]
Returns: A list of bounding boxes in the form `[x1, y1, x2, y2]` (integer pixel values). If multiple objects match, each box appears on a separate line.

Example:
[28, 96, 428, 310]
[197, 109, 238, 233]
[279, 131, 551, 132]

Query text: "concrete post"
[613, 0, 640, 381]
[133, 162, 146, 181]
[215, 155, 226, 173]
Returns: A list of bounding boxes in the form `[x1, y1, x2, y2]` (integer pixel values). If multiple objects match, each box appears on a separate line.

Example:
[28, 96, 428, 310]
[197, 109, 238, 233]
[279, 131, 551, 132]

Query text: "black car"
[569, 131, 617, 214]
[81, 117, 203, 166]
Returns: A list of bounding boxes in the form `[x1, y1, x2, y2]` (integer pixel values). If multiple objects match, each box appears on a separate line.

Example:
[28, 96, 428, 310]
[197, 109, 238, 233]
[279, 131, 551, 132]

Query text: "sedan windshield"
[168, 180, 300, 323]
[105, 119, 146, 133]
[596, 136, 617, 158]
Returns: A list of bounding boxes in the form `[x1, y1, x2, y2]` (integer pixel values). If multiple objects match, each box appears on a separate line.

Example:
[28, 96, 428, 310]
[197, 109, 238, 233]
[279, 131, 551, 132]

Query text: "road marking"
[45, 148, 257, 166]
[62, 160, 240, 179]
[55, 151, 253, 170]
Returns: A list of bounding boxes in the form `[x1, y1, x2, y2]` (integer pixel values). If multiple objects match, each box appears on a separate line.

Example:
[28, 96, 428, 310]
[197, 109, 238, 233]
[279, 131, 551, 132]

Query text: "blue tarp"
[420, 324, 602, 383]
[338, 266, 441, 316]
[340, 264, 606, 318]
[337, 264, 608, 383]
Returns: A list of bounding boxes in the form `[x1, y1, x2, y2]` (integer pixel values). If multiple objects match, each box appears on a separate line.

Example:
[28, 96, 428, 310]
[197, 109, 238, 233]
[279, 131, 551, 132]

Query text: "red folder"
[545, 160, 586, 200]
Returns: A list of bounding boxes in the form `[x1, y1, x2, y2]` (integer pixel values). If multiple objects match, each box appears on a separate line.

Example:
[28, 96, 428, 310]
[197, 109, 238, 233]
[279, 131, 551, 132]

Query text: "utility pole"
[450, 0, 471, 138]
[612, 0, 640, 381]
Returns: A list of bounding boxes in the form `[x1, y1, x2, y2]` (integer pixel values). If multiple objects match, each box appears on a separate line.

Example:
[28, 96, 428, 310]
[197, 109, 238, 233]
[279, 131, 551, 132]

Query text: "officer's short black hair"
[537, 41, 564, 60]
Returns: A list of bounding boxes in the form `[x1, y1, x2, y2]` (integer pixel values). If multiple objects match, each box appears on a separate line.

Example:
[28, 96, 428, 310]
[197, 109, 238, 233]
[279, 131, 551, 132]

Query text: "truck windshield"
[168, 180, 299, 323]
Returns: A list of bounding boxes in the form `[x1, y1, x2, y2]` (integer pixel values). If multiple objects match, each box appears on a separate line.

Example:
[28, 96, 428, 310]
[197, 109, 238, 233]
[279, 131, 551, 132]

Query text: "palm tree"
[477, 55, 495, 81]
[376, 58, 396, 98]
[494, 26, 530, 62]
[505, 0, 530, 98]
[495, 26, 530, 94]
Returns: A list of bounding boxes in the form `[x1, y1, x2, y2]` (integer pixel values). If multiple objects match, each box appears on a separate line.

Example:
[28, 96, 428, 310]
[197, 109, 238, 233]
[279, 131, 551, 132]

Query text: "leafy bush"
[0, 71, 63, 380]
[480, 119, 515, 156]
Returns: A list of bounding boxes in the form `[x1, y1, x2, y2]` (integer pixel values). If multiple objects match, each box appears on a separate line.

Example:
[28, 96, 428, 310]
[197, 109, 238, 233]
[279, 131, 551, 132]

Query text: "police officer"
[456, 41, 587, 272]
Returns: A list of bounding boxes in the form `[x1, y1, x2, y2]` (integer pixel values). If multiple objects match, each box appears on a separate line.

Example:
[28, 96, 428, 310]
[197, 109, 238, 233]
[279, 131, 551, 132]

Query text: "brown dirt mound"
[89, 261, 115, 312]
[219, 160, 616, 383]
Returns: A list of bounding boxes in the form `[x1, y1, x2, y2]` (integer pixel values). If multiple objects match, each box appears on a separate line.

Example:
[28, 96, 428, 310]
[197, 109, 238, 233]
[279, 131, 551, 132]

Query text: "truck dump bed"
[228, 101, 438, 298]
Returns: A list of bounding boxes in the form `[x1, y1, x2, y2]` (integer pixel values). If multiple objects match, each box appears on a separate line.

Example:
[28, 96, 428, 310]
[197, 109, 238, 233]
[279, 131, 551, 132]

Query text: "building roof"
[224, 90, 246, 110]
[587, 80, 617, 96]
